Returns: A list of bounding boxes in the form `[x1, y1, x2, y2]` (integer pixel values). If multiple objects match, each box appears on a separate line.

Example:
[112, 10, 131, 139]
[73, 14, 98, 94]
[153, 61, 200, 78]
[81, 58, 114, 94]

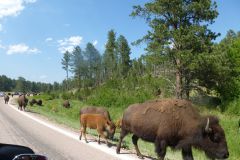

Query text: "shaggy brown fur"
[29, 99, 37, 106]
[116, 99, 229, 160]
[36, 99, 42, 106]
[79, 114, 116, 146]
[4, 95, 9, 104]
[62, 100, 70, 108]
[80, 106, 111, 121]
[18, 95, 28, 111]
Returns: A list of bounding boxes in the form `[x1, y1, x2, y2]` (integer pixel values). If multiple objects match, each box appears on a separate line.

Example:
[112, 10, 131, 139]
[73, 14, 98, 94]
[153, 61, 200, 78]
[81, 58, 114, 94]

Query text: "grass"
[26, 95, 240, 160]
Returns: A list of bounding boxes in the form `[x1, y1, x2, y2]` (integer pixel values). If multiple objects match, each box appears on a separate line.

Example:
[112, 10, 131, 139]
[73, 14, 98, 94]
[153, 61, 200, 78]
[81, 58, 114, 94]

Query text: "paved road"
[0, 97, 140, 160]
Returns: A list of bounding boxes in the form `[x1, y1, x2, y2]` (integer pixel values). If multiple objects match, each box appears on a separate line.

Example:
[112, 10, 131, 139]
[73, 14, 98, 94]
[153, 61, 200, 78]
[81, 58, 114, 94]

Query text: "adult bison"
[4, 95, 9, 104]
[116, 99, 229, 160]
[62, 100, 70, 108]
[18, 95, 28, 111]
[80, 106, 111, 121]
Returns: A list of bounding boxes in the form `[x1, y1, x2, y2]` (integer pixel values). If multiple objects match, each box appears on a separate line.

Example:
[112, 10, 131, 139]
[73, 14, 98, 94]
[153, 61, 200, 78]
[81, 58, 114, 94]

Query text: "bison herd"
[79, 99, 229, 160]
[2, 94, 229, 160]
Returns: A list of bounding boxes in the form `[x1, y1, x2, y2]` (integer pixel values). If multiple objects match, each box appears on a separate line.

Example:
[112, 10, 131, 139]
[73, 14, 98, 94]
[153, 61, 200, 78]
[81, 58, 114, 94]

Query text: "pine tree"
[70, 46, 86, 89]
[84, 43, 101, 86]
[103, 29, 117, 80]
[116, 35, 131, 78]
[132, 0, 219, 98]
[61, 51, 71, 90]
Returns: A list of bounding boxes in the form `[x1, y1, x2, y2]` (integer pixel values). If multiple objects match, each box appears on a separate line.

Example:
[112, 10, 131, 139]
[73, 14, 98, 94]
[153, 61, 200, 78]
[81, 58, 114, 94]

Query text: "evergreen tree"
[84, 43, 101, 86]
[132, 0, 219, 98]
[103, 29, 117, 80]
[197, 30, 240, 102]
[116, 35, 131, 78]
[70, 46, 86, 89]
[61, 51, 71, 90]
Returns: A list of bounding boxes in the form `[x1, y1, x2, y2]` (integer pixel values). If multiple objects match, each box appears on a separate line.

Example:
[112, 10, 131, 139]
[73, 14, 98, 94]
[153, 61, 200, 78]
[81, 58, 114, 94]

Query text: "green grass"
[26, 95, 240, 160]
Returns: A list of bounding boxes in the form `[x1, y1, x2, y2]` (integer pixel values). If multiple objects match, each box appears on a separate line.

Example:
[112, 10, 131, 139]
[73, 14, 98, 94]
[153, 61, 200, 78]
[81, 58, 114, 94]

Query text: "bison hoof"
[116, 148, 120, 154]
[137, 154, 144, 159]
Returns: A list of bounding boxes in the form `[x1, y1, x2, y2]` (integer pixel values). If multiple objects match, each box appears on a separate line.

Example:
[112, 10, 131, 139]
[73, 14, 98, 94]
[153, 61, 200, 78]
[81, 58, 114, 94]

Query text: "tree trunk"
[175, 58, 182, 99]
[66, 70, 69, 91]
[185, 77, 190, 100]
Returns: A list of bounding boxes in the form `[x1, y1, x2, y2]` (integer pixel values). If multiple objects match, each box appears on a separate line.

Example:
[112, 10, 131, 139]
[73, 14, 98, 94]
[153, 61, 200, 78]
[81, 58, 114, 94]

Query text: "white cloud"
[0, 44, 5, 49]
[24, 0, 37, 3]
[7, 43, 40, 55]
[45, 37, 53, 42]
[93, 40, 98, 46]
[39, 75, 47, 79]
[57, 36, 83, 53]
[0, 0, 37, 19]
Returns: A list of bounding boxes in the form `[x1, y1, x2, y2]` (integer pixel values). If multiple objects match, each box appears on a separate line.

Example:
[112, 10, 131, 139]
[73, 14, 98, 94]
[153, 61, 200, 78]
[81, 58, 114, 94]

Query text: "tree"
[15, 77, 28, 93]
[116, 35, 131, 78]
[70, 46, 86, 89]
[84, 43, 102, 86]
[132, 0, 219, 98]
[61, 51, 71, 90]
[103, 29, 117, 80]
[200, 30, 240, 102]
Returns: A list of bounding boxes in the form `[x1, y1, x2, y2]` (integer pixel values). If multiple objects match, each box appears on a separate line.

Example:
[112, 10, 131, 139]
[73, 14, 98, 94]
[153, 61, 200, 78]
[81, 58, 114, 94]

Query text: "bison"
[18, 95, 28, 111]
[62, 100, 70, 108]
[29, 99, 37, 106]
[79, 114, 116, 146]
[36, 99, 42, 106]
[4, 95, 9, 104]
[80, 106, 111, 121]
[116, 99, 229, 160]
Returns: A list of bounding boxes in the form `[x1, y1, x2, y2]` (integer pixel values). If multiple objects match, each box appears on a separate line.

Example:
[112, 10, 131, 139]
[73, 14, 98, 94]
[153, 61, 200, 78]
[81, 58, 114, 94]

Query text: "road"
[0, 97, 141, 160]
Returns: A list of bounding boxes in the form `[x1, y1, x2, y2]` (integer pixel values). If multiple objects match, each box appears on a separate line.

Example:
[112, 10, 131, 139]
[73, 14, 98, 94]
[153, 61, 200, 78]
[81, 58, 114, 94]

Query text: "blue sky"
[0, 0, 239, 83]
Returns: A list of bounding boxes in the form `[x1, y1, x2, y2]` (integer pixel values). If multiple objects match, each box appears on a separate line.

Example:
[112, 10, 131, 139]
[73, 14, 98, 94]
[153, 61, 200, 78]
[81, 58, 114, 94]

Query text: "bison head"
[106, 121, 116, 140]
[199, 116, 229, 159]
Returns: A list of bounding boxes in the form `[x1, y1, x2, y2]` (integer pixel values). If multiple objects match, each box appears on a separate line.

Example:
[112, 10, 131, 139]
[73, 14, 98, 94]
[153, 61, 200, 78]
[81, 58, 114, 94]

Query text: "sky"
[0, 0, 239, 84]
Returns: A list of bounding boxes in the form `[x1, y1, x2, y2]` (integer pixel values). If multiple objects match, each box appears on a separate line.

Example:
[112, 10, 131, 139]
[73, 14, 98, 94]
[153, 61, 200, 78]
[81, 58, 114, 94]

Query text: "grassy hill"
[24, 76, 240, 160]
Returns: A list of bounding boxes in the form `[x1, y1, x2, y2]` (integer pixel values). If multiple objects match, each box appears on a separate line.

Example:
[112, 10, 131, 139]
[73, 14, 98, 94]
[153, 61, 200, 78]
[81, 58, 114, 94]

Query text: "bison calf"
[79, 114, 116, 146]
[80, 106, 111, 121]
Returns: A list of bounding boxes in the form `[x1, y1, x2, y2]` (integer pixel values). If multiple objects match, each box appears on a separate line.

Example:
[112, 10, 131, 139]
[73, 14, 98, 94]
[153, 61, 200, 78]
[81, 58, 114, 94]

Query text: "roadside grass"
[26, 95, 239, 160]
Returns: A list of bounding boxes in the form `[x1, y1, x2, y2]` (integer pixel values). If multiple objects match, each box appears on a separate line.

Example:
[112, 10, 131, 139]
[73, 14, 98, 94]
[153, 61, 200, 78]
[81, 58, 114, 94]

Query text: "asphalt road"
[0, 97, 141, 160]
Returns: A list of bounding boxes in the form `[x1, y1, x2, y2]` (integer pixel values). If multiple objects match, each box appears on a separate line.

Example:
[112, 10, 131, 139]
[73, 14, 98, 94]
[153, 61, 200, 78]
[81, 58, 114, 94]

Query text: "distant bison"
[80, 106, 111, 121]
[4, 95, 9, 104]
[116, 99, 229, 160]
[29, 99, 37, 106]
[18, 95, 28, 111]
[79, 114, 116, 146]
[36, 99, 42, 106]
[62, 100, 70, 108]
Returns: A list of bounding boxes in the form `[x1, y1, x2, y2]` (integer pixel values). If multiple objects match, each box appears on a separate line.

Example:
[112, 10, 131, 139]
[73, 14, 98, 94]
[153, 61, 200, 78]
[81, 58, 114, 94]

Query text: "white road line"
[8, 103, 139, 160]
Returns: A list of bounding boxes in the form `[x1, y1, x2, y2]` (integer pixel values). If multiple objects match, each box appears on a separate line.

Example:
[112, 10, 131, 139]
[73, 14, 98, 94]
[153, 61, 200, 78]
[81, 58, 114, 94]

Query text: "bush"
[225, 98, 240, 115]
[86, 76, 173, 109]
[61, 92, 74, 100]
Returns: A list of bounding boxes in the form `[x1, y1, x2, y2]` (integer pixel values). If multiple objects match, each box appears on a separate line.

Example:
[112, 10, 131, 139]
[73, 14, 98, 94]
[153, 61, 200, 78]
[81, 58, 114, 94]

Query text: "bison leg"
[97, 129, 109, 146]
[155, 139, 167, 160]
[132, 134, 144, 159]
[116, 128, 128, 154]
[79, 127, 83, 140]
[182, 146, 193, 160]
[80, 126, 88, 143]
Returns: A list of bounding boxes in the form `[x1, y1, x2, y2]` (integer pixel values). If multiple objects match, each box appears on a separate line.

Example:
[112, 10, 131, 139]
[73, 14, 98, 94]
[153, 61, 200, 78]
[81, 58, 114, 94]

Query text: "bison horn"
[205, 118, 211, 132]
